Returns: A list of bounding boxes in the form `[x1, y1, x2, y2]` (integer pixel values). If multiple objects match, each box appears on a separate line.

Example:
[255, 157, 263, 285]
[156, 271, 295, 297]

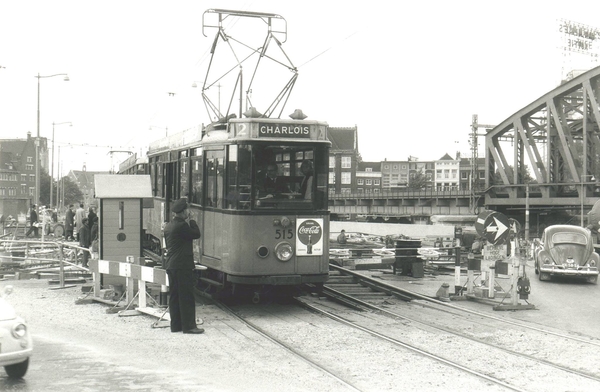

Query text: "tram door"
[203, 150, 225, 258]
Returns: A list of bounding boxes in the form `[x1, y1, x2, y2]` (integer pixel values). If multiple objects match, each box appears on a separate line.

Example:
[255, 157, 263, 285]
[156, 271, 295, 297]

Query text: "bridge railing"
[329, 189, 472, 200]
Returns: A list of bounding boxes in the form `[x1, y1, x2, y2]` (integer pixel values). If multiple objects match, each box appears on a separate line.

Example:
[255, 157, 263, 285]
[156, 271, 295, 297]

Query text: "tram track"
[305, 265, 600, 391]
[213, 300, 362, 392]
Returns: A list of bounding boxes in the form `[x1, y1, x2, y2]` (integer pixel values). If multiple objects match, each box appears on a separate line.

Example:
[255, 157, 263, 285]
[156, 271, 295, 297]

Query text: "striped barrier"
[88, 258, 169, 318]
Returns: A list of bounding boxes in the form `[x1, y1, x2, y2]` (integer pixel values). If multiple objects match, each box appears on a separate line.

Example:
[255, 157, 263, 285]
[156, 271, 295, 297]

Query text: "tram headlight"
[274, 242, 294, 262]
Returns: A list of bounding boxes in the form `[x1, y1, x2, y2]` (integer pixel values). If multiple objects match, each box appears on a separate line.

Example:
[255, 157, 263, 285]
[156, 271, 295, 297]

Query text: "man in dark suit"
[163, 198, 204, 334]
[258, 164, 288, 198]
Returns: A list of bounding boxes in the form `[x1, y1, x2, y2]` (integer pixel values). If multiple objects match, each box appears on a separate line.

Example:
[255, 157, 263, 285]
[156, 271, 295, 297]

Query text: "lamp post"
[50, 122, 72, 208]
[581, 175, 595, 227]
[35, 73, 69, 208]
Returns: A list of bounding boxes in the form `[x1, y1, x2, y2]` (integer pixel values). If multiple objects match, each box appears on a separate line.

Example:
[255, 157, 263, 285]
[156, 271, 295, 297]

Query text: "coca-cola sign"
[297, 219, 322, 246]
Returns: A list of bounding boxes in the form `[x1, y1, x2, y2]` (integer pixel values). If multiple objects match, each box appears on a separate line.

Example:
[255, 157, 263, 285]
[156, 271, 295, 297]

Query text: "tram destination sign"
[258, 122, 311, 139]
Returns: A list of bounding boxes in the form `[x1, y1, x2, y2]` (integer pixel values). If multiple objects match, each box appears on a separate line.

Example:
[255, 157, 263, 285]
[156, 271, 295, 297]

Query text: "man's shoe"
[183, 328, 205, 334]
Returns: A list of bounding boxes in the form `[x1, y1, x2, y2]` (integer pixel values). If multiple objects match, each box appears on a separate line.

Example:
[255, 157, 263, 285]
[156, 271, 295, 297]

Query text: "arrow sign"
[483, 212, 510, 245]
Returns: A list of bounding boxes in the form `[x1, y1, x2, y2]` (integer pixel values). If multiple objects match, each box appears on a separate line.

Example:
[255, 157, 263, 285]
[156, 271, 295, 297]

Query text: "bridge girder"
[485, 66, 600, 210]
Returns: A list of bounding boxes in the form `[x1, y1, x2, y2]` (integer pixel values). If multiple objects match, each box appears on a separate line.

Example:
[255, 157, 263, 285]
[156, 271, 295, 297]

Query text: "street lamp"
[50, 122, 72, 208]
[35, 73, 69, 208]
[581, 174, 595, 227]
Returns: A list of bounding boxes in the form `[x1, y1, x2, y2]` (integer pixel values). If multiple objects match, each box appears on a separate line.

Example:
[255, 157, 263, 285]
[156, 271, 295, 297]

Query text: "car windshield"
[551, 232, 587, 246]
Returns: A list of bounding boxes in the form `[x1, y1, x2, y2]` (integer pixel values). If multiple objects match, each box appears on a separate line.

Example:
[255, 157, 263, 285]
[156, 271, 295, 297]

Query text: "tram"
[144, 112, 330, 300]
[117, 154, 149, 175]
[131, 9, 330, 301]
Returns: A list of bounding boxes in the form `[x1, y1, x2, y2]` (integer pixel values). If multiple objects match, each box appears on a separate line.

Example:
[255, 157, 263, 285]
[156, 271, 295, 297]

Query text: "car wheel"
[5, 358, 29, 378]
[534, 261, 539, 275]
[587, 276, 598, 284]
[539, 272, 550, 282]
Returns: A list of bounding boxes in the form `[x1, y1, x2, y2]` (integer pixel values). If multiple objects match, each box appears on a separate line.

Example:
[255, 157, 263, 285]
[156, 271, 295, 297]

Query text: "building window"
[444, 170, 449, 179]
[21, 174, 26, 182]
[27, 157, 33, 163]
[479, 171, 485, 179]
[26, 164, 34, 171]
[436, 169, 442, 179]
[384, 165, 389, 170]
[451, 169, 457, 179]
[20, 184, 26, 194]
[365, 168, 372, 172]
[341, 172, 351, 184]
[374, 179, 380, 185]
[329, 156, 335, 168]
[341, 187, 351, 195]
[357, 188, 364, 193]
[461, 172, 468, 179]
[328, 188, 336, 196]
[357, 178, 364, 185]
[341, 156, 351, 169]
[373, 188, 380, 194]
[29, 187, 34, 196]
[329, 172, 335, 184]
[366, 179, 372, 185]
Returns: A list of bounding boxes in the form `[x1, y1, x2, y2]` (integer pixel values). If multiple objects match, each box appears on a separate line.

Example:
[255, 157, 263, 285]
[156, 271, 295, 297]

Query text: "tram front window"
[252, 145, 327, 210]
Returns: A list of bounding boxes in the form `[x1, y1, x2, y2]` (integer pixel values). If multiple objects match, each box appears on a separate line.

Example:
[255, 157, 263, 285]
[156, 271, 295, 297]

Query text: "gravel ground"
[2, 276, 599, 392]
[2, 279, 351, 391]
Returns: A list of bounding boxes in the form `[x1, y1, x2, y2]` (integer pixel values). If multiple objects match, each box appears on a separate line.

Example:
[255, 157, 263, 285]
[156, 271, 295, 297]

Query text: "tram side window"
[179, 151, 190, 200]
[191, 148, 202, 205]
[150, 160, 158, 196]
[156, 160, 164, 198]
[225, 145, 252, 210]
[205, 150, 224, 208]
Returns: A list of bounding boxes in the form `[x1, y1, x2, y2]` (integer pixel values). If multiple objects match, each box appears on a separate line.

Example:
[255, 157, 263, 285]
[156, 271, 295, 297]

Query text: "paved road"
[0, 333, 190, 392]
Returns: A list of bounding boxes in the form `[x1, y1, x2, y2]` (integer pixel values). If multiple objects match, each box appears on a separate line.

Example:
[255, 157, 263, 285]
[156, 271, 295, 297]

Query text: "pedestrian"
[163, 198, 204, 334]
[87, 207, 97, 225]
[74, 203, 86, 241]
[90, 216, 99, 260]
[25, 205, 39, 238]
[65, 204, 75, 241]
[337, 229, 347, 245]
[78, 218, 91, 268]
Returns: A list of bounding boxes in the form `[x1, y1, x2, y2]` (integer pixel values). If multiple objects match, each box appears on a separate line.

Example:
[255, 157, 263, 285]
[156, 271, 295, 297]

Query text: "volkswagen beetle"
[0, 285, 33, 378]
[534, 225, 599, 284]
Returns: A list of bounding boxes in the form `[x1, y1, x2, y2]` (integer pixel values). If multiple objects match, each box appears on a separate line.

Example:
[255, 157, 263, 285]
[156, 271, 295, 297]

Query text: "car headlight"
[589, 259, 596, 267]
[542, 257, 552, 265]
[274, 242, 294, 262]
[12, 323, 27, 338]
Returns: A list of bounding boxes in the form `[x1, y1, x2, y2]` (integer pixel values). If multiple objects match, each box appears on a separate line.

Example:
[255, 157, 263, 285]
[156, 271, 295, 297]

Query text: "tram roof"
[148, 117, 330, 155]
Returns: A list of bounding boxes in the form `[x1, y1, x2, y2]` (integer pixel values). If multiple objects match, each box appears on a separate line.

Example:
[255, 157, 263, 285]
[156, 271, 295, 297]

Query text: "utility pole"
[470, 114, 496, 214]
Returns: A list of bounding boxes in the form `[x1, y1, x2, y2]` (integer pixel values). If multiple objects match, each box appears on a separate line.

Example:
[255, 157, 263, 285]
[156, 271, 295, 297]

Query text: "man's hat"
[172, 199, 188, 213]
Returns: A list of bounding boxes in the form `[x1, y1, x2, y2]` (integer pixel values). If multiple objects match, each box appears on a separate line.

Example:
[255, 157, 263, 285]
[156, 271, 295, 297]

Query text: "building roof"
[0, 139, 27, 155]
[94, 175, 152, 198]
[438, 153, 455, 160]
[328, 127, 357, 151]
[358, 161, 381, 171]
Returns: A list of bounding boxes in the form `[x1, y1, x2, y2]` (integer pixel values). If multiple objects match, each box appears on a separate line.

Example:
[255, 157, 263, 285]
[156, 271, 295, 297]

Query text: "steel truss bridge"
[331, 65, 600, 226]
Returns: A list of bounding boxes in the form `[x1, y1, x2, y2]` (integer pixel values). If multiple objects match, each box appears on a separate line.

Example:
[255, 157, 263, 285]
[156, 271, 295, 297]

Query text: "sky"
[2, 0, 600, 175]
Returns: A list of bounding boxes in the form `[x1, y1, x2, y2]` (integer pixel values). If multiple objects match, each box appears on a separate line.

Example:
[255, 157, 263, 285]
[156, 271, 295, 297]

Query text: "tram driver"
[257, 164, 289, 198]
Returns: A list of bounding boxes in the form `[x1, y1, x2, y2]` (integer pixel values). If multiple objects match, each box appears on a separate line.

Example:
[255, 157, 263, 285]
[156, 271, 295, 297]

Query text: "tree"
[60, 176, 84, 207]
[408, 169, 431, 190]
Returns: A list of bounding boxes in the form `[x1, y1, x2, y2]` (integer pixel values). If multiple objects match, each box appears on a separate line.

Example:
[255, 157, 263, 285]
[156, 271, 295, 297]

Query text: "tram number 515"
[275, 229, 294, 240]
